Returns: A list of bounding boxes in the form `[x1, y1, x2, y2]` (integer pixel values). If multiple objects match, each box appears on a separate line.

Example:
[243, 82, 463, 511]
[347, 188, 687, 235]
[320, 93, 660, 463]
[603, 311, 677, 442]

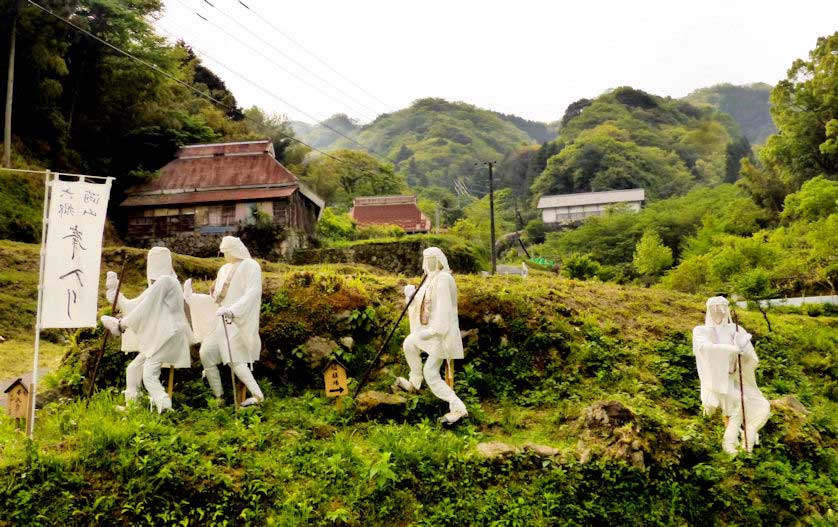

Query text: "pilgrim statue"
[393, 247, 468, 424]
[693, 296, 770, 454]
[100, 247, 192, 413]
[184, 236, 265, 406]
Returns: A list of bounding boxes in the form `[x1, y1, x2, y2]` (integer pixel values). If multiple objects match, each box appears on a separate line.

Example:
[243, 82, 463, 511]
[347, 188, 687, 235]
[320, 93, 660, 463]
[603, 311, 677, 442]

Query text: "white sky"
[155, 0, 838, 125]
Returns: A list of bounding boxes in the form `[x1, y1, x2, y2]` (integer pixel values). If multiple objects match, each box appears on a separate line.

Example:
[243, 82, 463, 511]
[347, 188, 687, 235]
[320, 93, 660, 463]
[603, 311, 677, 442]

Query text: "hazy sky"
[155, 0, 838, 124]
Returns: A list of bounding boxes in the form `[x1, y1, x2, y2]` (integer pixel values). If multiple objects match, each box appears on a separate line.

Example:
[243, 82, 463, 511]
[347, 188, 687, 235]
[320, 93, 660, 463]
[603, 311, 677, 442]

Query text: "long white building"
[537, 188, 645, 225]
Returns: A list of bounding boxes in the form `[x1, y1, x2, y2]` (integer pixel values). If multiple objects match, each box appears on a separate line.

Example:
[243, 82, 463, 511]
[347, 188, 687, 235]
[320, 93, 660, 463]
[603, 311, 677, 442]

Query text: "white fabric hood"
[220, 236, 251, 260]
[422, 247, 450, 274]
[147, 247, 176, 284]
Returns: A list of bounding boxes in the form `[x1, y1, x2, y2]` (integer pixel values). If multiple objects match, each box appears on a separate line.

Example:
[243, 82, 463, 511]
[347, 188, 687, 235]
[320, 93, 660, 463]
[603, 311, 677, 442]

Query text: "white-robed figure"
[184, 236, 264, 406]
[100, 247, 192, 413]
[393, 247, 468, 424]
[693, 296, 770, 454]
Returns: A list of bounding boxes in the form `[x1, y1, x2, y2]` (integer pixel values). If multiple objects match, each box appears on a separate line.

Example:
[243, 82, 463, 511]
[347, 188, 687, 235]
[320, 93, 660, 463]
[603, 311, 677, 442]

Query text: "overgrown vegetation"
[1, 245, 836, 526]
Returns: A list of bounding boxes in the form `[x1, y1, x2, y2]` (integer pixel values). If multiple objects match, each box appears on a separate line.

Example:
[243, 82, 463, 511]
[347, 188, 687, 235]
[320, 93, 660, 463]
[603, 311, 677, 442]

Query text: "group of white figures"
[99, 238, 769, 451]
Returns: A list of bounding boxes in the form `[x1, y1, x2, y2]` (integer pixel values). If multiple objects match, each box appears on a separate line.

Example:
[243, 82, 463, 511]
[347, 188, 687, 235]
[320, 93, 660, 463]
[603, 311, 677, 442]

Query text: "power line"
[26, 0, 343, 164]
[169, 0, 378, 122]
[185, 0, 383, 120]
[232, 0, 391, 111]
[148, 17, 392, 163]
[29, 0, 441, 208]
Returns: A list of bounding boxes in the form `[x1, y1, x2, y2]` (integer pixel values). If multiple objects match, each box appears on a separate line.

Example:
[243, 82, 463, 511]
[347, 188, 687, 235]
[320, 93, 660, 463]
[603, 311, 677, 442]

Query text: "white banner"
[41, 177, 112, 328]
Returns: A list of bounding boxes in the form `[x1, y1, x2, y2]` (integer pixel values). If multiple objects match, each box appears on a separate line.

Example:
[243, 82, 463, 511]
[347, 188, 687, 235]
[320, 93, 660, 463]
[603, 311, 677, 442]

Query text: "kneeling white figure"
[100, 247, 192, 413]
[184, 236, 265, 407]
[393, 247, 468, 424]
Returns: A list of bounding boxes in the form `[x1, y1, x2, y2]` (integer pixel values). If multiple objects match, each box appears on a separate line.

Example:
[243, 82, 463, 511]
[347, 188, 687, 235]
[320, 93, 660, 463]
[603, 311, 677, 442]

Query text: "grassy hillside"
[684, 83, 777, 145]
[1, 243, 836, 525]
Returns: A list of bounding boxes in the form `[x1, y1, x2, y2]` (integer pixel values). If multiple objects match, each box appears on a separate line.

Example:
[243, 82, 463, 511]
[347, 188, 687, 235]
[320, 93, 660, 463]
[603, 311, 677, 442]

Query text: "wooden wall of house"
[124, 194, 318, 242]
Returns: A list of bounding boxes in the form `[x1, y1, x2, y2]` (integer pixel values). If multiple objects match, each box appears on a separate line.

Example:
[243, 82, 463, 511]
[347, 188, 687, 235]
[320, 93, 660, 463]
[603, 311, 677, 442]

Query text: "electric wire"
[26, 0, 344, 164]
[232, 0, 391, 111]
[169, 0, 378, 122]
[184, 0, 383, 120]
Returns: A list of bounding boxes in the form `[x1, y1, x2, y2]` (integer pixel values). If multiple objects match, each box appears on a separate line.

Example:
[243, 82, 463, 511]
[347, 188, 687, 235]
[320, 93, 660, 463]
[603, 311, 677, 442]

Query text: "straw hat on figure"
[693, 296, 770, 454]
[393, 247, 468, 424]
[184, 236, 265, 407]
[100, 247, 192, 413]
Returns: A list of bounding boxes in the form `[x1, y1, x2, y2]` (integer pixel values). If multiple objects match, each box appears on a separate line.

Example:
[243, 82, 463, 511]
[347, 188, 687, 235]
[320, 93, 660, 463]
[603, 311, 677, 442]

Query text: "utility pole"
[435, 203, 440, 234]
[3, 0, 24, 168]
[484, 161, 497, 275]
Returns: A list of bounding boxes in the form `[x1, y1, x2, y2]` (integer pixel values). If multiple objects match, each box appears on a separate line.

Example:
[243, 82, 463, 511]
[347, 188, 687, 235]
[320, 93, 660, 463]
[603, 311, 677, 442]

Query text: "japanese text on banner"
[41, 178, 112, 328]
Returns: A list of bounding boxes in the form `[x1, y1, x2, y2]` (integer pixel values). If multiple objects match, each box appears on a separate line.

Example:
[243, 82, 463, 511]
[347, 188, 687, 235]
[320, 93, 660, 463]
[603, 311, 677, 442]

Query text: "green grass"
[0, 242, 836, 526]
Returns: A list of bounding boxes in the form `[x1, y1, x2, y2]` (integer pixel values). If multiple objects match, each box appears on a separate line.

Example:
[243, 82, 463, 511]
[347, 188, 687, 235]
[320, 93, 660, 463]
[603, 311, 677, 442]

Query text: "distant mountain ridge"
[292, 98, 551, 190]
[682, 83, 777, 144]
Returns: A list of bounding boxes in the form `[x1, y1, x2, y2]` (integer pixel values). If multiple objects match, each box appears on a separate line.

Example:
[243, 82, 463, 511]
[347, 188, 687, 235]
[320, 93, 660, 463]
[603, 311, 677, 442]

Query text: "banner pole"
[29, 169, 51, 439]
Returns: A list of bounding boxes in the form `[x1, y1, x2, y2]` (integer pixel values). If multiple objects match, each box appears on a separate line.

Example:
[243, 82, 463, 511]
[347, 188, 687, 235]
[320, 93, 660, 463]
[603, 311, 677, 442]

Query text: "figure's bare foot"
[240, 395, 264, 407]
[440, 409, 468, 425]
[392, 376, 417, 393]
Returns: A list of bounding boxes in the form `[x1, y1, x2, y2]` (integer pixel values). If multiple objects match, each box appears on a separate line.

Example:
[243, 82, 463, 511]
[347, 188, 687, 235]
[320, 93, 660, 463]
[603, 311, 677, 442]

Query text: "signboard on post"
[323, 360, 348, 398]
[41, 176, 112, 328]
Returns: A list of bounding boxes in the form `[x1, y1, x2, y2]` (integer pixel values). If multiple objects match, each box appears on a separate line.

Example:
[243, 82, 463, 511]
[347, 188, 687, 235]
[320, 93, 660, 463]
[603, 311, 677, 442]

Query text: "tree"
[760, 33, 838, 189]
[633, 229, 673, 277]
[780, 175, 838, 223]
[301, 149, 406, 209]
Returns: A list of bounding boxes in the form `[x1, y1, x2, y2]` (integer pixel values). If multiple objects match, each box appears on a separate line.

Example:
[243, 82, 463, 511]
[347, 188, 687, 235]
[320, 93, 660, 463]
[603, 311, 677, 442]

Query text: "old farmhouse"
[537, 188, 645, 226]
[120, 140, 324, 256]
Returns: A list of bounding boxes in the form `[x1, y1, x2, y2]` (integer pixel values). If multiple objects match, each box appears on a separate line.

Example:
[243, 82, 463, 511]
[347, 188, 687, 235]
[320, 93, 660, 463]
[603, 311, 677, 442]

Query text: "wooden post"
[237, 383, 247, 405]
[445, 359, 454, 388]
[167, 367, 174, 399]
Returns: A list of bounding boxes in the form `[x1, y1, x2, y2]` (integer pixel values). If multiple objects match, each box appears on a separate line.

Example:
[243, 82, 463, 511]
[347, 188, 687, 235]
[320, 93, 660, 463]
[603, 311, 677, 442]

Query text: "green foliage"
[450, 189, 517, 263]
[301, 149, 406, 209]
[739, 32, 838, 213]
[316, 207, 356, 242]
[780, 176, 838, 223]
[532, 87, 750, 202]
[633, 230, 673, 277]
[561, 254, 601, 280]
[683, 83, 777, 144]
[298, 99, 537, 192]
[537, 185, 765, 282]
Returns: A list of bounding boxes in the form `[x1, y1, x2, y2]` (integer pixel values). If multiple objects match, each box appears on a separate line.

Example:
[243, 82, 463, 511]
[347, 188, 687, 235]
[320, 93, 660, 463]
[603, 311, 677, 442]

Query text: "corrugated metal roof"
[537, 188, 645, 209]
[349, 203, 431, 233]
[134, 155, 298, 192]
[121, 187, 297, 207]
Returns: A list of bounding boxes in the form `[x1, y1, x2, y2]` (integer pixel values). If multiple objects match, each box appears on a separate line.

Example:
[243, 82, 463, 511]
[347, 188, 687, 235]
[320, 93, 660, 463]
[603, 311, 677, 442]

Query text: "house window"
[273, 201, 289, 224]
[221, 205, 236, 225]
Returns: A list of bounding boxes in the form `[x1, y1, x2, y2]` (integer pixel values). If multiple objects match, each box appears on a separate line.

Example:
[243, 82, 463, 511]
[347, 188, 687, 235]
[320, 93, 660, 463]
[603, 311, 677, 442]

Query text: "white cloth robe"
[406, 270, 464, 360]
[116, 275, 191, 368]
[187, 258, 262, 364]
[692, 323, 770, 429]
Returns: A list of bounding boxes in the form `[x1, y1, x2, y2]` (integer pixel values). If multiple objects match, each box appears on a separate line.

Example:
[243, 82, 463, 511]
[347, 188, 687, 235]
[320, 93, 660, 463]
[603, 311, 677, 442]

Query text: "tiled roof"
[350, 200, 431, 233]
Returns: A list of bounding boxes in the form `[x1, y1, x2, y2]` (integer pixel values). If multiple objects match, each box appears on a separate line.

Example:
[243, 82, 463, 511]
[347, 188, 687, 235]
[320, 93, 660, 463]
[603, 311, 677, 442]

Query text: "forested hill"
[293, 98, 545, 189]
[531, 86, 752, 201]
[683, 83, 777, 144]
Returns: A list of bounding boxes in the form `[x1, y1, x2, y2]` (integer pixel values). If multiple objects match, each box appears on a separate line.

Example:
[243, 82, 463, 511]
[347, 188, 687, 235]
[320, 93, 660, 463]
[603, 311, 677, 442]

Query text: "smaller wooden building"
[349, 195, 431, 233]
[120, 140, 324, 256]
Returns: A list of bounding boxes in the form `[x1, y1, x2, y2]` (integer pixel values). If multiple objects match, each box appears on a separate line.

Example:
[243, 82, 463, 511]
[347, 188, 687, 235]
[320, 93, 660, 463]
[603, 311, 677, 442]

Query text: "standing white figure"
[393, 247, 468, 424]
[692, 296, 770, 454]
[184, 236, 265, 406]
[100, 247, 192, 413]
